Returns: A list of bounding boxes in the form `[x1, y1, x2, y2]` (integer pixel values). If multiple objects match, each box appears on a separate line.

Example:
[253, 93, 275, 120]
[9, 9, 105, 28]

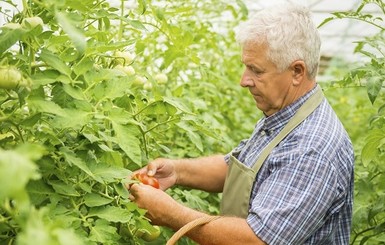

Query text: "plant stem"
[132, 100, 159, 117]
[143, 117, 179, 134]
[118, 0, 124, 42]
[351, 226, 378, 244]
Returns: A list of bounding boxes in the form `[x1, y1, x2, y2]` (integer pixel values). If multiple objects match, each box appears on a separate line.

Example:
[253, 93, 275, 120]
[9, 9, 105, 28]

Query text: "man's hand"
[129, 183, 181, 226]
[128, 158, 178, 191]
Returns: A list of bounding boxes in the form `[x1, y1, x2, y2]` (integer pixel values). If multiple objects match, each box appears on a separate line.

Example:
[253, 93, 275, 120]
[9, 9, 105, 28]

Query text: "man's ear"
[291, 60, 306, 86]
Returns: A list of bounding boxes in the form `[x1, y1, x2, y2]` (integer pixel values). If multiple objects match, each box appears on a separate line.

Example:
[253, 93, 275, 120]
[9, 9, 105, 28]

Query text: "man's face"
[240, 43, 294, 116]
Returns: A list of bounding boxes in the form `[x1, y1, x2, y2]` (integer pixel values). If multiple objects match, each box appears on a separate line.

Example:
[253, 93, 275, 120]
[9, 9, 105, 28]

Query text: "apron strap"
[251, 85, 324, 172]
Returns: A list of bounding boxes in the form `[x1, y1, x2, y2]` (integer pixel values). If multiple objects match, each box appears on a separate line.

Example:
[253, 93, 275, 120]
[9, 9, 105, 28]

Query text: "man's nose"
[240, 72, 254, 87]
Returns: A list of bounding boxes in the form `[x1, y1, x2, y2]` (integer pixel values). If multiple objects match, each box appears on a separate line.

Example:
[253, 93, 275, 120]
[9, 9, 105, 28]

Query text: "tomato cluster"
[132, 173, 160, 189]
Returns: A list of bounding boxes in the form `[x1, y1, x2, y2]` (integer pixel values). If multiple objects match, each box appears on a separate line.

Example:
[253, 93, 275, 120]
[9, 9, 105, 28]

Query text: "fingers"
[126, 158, 174, 191]
[129, 183, 148, 202]
[128, 183, 139, 201]
[146, 161, 159, 176]
[130, 159, 161, 177]
[129, 183, 160, 210]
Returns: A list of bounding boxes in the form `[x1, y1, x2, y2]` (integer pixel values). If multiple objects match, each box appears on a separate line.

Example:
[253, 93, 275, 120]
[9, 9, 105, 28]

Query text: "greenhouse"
[0, 0, 384, 244]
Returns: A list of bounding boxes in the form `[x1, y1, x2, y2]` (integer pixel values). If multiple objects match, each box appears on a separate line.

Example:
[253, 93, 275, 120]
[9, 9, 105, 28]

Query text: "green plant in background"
[320, 0, 385, 244]
[0, 0, 250, 244]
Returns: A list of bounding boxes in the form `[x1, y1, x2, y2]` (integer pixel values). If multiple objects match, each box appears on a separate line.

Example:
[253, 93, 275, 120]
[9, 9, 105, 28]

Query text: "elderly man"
[128, 2, 354, 244]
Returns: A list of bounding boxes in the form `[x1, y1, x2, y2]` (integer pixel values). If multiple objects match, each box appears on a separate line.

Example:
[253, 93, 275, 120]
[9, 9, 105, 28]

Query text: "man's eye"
[249, 67, 262, 75]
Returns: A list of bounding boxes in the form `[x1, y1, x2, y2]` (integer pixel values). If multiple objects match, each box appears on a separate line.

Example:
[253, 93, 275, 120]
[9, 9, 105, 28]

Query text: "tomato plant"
[0, 0, 248, 244]
[2, 0, 383, 244]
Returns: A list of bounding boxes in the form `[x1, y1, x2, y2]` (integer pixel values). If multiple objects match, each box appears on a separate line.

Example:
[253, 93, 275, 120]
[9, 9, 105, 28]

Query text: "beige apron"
[220, 85, 324, 218]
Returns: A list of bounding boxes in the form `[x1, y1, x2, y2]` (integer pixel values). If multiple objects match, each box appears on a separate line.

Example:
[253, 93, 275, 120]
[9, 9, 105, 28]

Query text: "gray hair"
[235, 2, 321, 79]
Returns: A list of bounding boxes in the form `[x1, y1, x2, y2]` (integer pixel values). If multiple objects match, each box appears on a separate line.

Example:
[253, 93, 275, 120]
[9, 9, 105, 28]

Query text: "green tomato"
[143, 82, 153, 91]
[2, 23, 22, 30]
[115, 51, 135, 65]
[22, 17, 44, 29]
[0, 67, 27, 89]
[154, 73, 168, 84]
[133, 75, 147, 86]
[142, 225, 161, 242]
[135, 228, 145, 238]
[115, 65, 136, 76]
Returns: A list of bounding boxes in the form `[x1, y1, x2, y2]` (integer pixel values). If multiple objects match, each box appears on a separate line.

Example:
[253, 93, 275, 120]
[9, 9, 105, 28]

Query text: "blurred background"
[1, 0, 382, 63]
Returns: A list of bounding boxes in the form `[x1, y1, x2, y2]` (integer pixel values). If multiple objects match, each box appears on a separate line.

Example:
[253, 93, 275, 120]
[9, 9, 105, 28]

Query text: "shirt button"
[260, 131, 266, 136]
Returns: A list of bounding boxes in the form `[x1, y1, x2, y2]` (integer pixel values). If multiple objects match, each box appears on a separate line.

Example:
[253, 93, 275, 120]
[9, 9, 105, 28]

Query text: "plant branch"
[143, 117, 179, 135]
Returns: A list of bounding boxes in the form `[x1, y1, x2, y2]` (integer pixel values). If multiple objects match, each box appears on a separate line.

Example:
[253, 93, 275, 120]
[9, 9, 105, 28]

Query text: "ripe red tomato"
[132, 173, 160, 189]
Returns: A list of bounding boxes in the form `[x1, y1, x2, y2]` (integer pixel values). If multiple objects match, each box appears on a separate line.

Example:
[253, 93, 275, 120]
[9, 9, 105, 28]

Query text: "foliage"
[6, 0, 385, 244]
[320, 0, 385, 244]
[0, 0, 251, 244]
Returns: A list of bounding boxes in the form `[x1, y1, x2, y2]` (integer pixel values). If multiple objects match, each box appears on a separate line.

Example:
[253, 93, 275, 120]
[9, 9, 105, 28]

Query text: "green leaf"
[51, 108, 91, 129]
[21, 113, 42, 127]
[15, 143, 47, 161]
[27, 180, 54, 196]
[89, 206, 133, 223]
[40, 49, 72, 77]
[137, 0, 147, 15]
[49, 180, 80, 197]
[235, 0, 248, 18]
[163, 48, 184, 69]
[91, 165, 131, 183]
[73, 57, 94, 76]
[31, 70, 61, 87]
[84, 193, 113, 207]
[89, 219, 120, 243]
[128, 20, 147, 30]
[108, 108, 137, 125]
[367, 71, 383, 104]
[83, 133, 100, 143]
[60, 147, 102, 182]
[163, 97, 193, 114]
[103, 79, 131, 100]
[100, 151, 124, 167]
[0, 150, 40, 202]
[0, 27, 25, 54]
[84, 68, 119, 84]
[0, 132, 14, 141]
[55, 11, 87, 53]
[28, 98, 67, 117]
[176, 122, 203, 152]
[112, 122, 142, 164]
[114, 183, 129, 198]
[16, 208, 56, 245]
[361, 129, 385, 166]
[62, 84, 86, 100]
[54, 228, 85, 245]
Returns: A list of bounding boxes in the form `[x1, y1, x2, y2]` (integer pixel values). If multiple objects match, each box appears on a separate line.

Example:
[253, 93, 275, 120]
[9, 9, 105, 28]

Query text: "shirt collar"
[260, 84, 319, 133]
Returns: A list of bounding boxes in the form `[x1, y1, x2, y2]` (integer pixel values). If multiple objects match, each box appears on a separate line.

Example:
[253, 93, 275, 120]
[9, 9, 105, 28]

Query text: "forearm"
[167, 205, 265, 245]
[174, 154, 228, 192]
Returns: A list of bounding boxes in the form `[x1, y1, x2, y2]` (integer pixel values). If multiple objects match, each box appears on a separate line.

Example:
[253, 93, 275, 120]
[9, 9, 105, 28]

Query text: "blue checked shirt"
[225, 86, 354, 244]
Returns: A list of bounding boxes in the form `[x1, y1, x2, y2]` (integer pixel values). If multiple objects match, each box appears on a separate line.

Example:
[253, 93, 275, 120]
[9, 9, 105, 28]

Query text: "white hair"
[235, 1, 321, 79]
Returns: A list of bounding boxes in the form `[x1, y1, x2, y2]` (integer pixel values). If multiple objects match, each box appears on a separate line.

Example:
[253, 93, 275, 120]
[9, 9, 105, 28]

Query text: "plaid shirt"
[225, 86, 354, 244]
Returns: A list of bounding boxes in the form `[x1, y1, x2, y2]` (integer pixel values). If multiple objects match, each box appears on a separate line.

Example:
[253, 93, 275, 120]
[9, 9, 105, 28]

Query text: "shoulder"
[269, 98, 354, 181]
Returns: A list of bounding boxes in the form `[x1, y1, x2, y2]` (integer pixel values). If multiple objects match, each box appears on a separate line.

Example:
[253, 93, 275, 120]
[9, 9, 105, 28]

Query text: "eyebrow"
[246, 64, 265, 72]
